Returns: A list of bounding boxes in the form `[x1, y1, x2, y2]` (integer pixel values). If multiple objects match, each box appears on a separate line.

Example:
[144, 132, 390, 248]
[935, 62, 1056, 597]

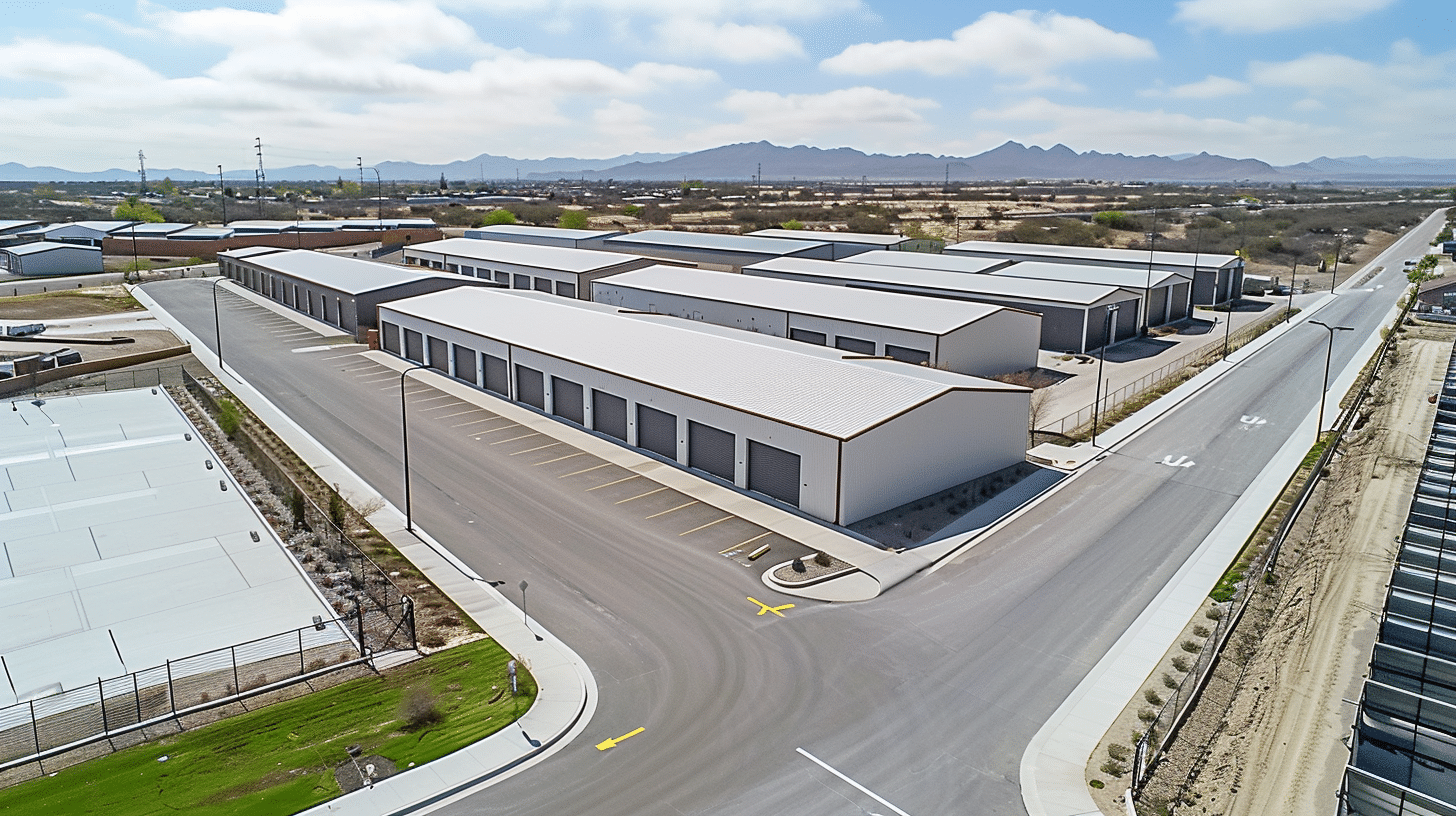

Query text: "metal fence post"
[29, 701, 40, 755]
[404, 596, 417, 651]
[299, 628, 306, 676]
[165, 660, 175, 715]
[231, 646, 240, 696]
[356, 598, 367, 657]
[133, 673, 141, 723]
[98, 677, 108, 733]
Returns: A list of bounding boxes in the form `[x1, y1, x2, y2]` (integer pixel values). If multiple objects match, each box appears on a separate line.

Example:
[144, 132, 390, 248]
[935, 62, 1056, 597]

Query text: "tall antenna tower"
[254, 137, 266, 217]
[137, 150, 147, 194]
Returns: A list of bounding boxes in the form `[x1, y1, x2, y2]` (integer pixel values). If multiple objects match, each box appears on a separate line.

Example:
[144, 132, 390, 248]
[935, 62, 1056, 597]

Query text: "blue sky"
[2, 0, 1453, 172]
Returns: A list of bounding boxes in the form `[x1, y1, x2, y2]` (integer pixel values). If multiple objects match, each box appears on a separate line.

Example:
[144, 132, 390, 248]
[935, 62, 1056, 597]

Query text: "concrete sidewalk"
[132, 282, 598, 816]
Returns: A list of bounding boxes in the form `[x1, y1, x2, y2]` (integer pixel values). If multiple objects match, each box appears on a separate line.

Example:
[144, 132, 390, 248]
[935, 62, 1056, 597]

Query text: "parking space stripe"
[471, 425, 519, 437]
[489, 432, 538, 445]
[615, 486, 666, 504]
[509, 441, 561, 455]
[536, 452, 588, 466]
[439, 409, 484, 419]
[560, 462, 611, 477]
[735, 531, 772, 548]
[646, 500, 698, 519]
[453, 417, 504, 428]
[678, 516, 733, 536]
[588, 474, 640, 490]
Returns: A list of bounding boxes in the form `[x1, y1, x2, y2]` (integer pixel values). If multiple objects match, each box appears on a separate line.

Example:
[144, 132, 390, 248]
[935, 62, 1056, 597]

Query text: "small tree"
[558, 209, 590, 230]
[217, 399, 242, 437]
[115, 197, 165, 223]
[478, 208, 517, 226]
[780, 219, 805, 230]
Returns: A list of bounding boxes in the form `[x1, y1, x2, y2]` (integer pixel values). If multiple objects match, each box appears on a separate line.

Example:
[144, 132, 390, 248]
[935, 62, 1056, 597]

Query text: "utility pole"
[254, 137, 266, 218]
[137, 151, 147, 195]
[1142, 207, 1158, 334]
[217, 165, 227, 225]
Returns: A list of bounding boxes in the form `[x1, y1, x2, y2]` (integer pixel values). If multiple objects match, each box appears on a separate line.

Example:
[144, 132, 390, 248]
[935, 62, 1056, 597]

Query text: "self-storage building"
[377, 289, 1031, 525]
[402, 237, 654, 300]
[944, 240, 1243, 305]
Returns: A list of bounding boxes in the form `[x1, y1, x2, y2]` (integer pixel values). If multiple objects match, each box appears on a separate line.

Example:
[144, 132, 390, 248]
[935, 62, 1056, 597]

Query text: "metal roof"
[380, 289, 1024, 439]
[0, 220, 41, 233]
[469, 224, 623, 240]
[219, 246, 289, 260]
[237, 249, 468, 295]
[991, 260, 1189, 290]
[946, 239, 1242, 269]
[603, 230, 828, 256]
[839, 250, 1011, 274]
[44, 221, 137, 235]
[124, 223, 193, 237]
[170, 227, 235, 239]
[597, 266, 1015, 335]
[746, 257, 1125, 307]
[748, 229, 909, 246]
[5, 241, 99, 256]
[226, 220, 295, 233]
[407, 237, 646, 274]
[0, 389, 336, 704]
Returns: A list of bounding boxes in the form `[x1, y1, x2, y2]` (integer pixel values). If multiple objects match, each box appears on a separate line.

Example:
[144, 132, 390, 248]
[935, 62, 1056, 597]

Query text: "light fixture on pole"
[1310, 320, 1353, 443]
[399, 361, 430, 532]
[1091, 303, 1120, 448]
[366, 166, 384, 226]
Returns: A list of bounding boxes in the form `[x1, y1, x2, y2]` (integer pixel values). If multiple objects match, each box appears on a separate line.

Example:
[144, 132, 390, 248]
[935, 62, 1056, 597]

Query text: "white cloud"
[1142, 75, 1250, 99]
[1174, 0, 1395, 33]
[653, 18, 804, 63]
[0, 38, 161, 86]
[820, 11, 1155, 82]
[463, 0, 864, 22]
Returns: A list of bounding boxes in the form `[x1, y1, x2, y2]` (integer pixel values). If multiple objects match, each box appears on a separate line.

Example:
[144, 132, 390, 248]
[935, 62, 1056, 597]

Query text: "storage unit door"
[484, 354, 509, 396]
[494, 271, 509, 284]
[789, 328, 827, 345]
[555, 281, 577, 298]
[428, 336, 449, 373]
[592, 390, 628, 440]
[381, 321, 401, 354]
[885, 344, 931, 365]
[533, 278, 553, 293]
[1169, 283, 1190, 320]
[688, 421, 735, 481]
[513, 274, 530, 289]
[636, 405, 678, 459]
[1148, 287, 1168, 326]
[748, 440, 801, 506]
[551, 377, 584, 425]
[515, 365, 545, 409]
[453, 345, 478, 385]
[404, 329, 424, 363]
[834, 336, 876, 355]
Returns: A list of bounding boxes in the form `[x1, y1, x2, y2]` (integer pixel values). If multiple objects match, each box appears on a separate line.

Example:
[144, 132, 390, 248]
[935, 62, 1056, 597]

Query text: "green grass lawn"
[0, 639, 533, 816]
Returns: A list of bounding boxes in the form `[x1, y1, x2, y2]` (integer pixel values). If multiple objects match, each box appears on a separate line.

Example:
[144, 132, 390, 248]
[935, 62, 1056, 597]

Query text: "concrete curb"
[130, 282, 598, 816]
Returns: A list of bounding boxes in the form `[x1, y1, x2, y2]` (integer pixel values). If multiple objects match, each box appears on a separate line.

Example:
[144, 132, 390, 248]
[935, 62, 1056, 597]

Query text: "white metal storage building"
[377, 289, 1031, 525]
[838, 249, 1014, 276]
[463, 224, 623, 250]
[989, 261, 1192, 328]
[747, 229, 913, 259]
[219, 248, 496, 333]
[744, 256, 1138, 353]
[944, 240, 1243, 305]
[0, 241, 103, 276]
[40, 221, 137, 248]
[402, 237, 655, 300]
[591, 265, 1040, 377]
[601, 230, 837, 271]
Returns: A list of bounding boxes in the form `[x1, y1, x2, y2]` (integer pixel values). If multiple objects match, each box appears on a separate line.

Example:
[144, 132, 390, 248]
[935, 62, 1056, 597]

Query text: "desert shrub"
[400, 687, 443, 729]
[217, 399, 242, 437]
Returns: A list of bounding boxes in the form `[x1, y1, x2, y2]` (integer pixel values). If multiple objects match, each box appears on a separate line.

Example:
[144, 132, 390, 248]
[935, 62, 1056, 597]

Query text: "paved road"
[142, 209, 1445, 815]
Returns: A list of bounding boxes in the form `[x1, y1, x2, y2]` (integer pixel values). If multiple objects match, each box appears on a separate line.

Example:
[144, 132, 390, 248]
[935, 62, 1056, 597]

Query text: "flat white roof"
[0, 389, 337, 704]
[237, 249, 466, 295]
[381, 289, 1023, 439]
[748, 229, 909, 246]
[992, 260, 1189, 290]
[469, 224, 622, 241]
[839, 250, 1012, 274]
[599, 266, 1017, 335]
[406, 237, 645, 274]
[45, 221, 137, 235]
[125, 223, 193, 236]
[219, 245, 289, 260]
[745, 257, 1125, 307]
[5, 241, 99, 256]
[947, 240, 1242, 269]
[603, 229, 828, 256]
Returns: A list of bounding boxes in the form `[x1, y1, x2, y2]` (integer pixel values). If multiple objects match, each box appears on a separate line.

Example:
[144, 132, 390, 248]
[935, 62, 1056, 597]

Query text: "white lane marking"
[1161, 454, 1196, 468]
[1239, 415, 1267, 426]
[795, 748, 910, 816]
[294, 345, 356, 354]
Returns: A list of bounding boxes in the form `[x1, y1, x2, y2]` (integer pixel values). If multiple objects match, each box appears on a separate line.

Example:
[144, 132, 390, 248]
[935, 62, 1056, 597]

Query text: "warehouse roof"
[381, 289, 1024, 439]
[219, 246, 289, 260]
[123, 222, 193, 237]
[0, 220, 42, 233]
[233, 249, 466, 295]
[747, 257, 1124, 307]
[839, 250, 1011, 274]
[747, 229, 910, 247]
[4, 241, 98, 256]
[598, 265, 1020, 334]
[468, 224, 623, 241]
[47, 221, 137, 235]
[604, 230, 828, 256]
[991, 260, 1189, 289]
[946, 240, 1242, 269]
[170, 227, 235, 239]
[407, 237, 645, 273]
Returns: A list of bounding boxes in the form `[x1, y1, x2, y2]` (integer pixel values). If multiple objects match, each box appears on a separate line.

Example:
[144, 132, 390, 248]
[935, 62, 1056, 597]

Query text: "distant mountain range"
[5, 142, 1454, 184]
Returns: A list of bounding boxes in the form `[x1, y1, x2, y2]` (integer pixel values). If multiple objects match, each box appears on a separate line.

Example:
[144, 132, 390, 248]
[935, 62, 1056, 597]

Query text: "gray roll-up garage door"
[1169, 282, 1190, 320]
[885, 345, 931, 365]
[428, 337, 448, 373]
[404, 329, 424, 363]
[834, 336, 876, 355]
[551, 377, 584, 425]
[516, 365, 545, 409]
[636, 405, 678, 459]
[513, 274, 530, 289]
[1114, 299, 1139, 341]
[453, 346, 477, 385]
[1148, 287, 1168, 326]
[484, 354, 509, 396]
[533, 278, 552, 293]
[748, 440, 800, 506]
[494, 271, 509, 284]
[688, 421, 735, 481]
[789, 328, 827, 345]
[1191, 269, 1217, 304]
[381, 321, 400, 354]
[556, 281, 577, 298]
[592, 390, 628, 440]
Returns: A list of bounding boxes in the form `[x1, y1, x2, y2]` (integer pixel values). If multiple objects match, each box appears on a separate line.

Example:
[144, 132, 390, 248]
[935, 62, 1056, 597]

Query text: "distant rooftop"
[839, 250, 1011, 274]
[407, 237, 647, 273]
[4, 240, 99, 256]
[235, 249, 466, 295]
[748, 229, 910, 246]
[947, 240, 1242, 269]
[746, 256, 1124, 307]
[604, 229, 828, 256]
[992, 260, 1189, 289]
[468, 224, 622, 241]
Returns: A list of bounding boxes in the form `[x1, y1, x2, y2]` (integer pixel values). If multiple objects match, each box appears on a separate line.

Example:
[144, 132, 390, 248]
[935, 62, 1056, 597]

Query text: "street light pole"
[1331, 236, 1343, 293]
[1222, 306, 1233, 360]
[519, 580, 542, 641]
[1286, 262, 1298, 322]
[217, 165, 227, 226]
[1310, 320, 1353, 443]
[1091, 304, 1119, 448]
[1143, 208, 1158, 335]
[399, 361, 430, 532]
[367, 167, 383, 226]
[210, 277, 229, 377]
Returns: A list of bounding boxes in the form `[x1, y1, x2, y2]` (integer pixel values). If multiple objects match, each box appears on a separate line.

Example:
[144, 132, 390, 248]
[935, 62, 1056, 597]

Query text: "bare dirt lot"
[1119, 321, 1455, 815]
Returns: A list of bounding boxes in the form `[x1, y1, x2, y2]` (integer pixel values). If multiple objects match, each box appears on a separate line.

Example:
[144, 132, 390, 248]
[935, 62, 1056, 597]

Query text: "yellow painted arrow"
[748, 597, 795, 617]
[596, 727, 645, 751]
